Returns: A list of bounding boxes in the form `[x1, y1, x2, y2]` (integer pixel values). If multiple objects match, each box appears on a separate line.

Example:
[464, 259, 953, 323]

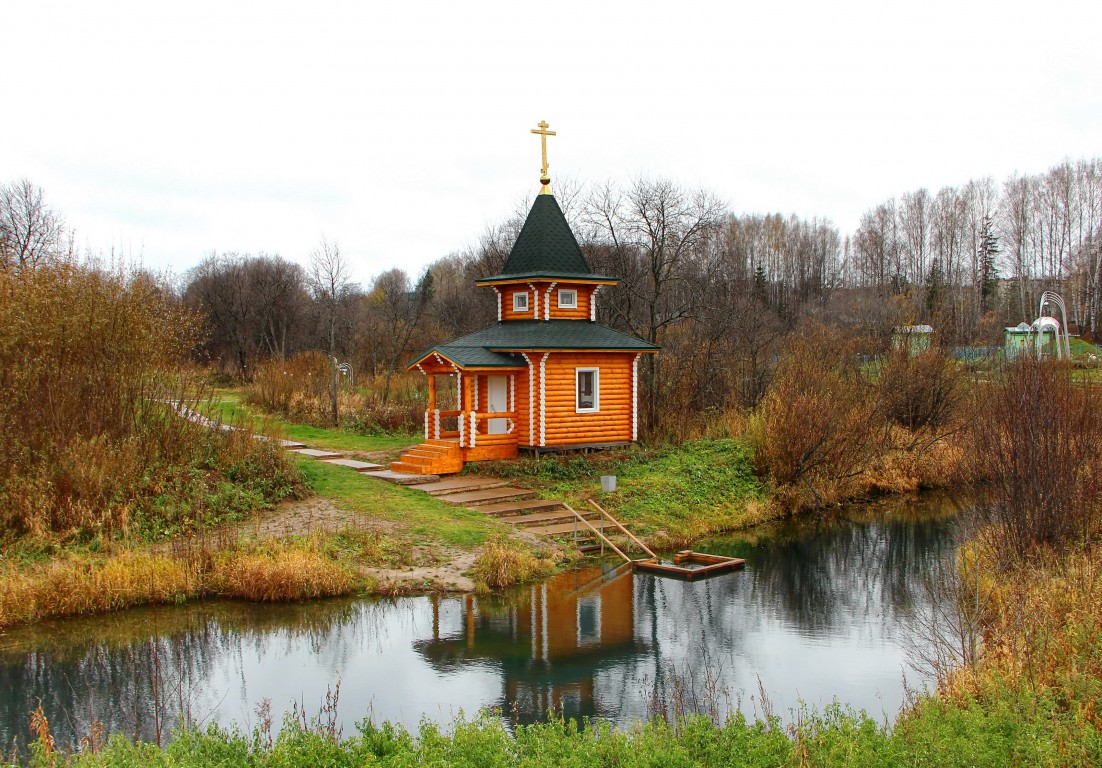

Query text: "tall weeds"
[0, 262, 301, 543]
[245, 352, 422, 434]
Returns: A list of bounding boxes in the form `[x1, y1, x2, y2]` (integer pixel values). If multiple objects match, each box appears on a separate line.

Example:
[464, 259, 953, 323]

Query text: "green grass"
[20, 685, 1099, 767]
[295, 457, 500, 548]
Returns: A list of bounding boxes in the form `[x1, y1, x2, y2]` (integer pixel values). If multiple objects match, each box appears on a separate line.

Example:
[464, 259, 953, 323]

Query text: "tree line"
[3, 156, 1098, 433]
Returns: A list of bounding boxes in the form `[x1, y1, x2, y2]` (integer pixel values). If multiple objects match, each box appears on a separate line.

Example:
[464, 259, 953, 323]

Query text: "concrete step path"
[290, 448, 344, 459]
[322, 458, 385, 472]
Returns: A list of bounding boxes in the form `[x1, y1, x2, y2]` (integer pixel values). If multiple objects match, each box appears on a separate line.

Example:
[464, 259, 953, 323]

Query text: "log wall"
[500, 283, 596, 321]
[541, 352, 634, 445]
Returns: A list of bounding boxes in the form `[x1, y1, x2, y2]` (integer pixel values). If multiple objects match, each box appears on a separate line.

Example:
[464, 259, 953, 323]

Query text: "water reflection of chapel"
[416, 565, 643, 722]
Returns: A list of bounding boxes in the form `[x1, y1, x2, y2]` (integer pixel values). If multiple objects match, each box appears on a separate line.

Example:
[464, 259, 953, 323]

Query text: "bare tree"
[584, 177, 725, 431]
[0, 178, 71, 271]
[308, 238, 353, 425]
[367, 268, 434, 403]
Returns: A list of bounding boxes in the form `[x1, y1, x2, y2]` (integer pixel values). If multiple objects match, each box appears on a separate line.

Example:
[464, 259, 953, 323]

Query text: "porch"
[393, 365, 524, 474]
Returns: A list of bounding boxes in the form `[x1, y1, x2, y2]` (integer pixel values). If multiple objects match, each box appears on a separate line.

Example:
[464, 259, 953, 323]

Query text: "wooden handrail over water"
[564, 503, 633, 564]
[587, 499, 657, 560]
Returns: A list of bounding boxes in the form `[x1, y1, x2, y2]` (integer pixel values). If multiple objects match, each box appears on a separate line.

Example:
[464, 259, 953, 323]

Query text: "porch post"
[427, 375, 439, 439]
[460, 372, 473, 448]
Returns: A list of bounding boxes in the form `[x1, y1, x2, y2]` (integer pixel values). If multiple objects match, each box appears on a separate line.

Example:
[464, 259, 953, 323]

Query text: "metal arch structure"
[330, 356, 355, 390]
[1038, 291, 1073, 359]
[337, 362, 354, 389]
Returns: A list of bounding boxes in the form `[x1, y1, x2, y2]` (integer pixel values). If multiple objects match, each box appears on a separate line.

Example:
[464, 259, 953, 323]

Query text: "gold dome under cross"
[531, 120, 556, 194]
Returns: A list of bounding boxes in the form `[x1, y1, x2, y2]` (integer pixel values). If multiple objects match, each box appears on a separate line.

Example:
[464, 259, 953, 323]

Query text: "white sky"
[3, 0, 1100, 287]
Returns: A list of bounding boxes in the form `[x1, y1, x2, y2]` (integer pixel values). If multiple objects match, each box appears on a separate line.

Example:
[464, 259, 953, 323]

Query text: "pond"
[0, 494, 961, 752]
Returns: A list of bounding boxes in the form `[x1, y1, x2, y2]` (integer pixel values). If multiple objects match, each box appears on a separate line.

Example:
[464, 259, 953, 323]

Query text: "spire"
[530, 120, 556, 195]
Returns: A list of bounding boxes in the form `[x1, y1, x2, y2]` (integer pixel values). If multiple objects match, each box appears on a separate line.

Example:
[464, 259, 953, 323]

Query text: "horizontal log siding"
[543, 352, 633, 445]
[547, 284, 593, 321]
[502, 285, 537, 321]
[500, 283, 597, 321]
[514, 370, 531, 445]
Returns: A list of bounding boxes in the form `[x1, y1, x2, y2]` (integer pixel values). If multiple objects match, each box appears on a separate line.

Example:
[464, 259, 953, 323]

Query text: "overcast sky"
[3, 0, 1100, 287]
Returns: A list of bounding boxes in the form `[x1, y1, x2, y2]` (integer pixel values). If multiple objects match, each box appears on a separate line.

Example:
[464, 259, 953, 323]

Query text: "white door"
[487, 375, 508, 435]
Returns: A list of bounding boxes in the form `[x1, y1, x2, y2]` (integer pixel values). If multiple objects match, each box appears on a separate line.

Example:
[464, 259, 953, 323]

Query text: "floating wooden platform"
[633, 550, 745, 579]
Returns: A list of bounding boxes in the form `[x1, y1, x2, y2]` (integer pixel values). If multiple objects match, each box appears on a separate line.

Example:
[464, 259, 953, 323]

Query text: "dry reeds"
[469, 535, 556, 592]
[210, 538, 358, 601]
[0, 552, 193, 626]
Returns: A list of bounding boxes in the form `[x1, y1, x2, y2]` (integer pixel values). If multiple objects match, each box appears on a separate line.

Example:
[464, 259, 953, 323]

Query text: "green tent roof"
[413, 320, 659, 369]
[480, 195, 616, 283]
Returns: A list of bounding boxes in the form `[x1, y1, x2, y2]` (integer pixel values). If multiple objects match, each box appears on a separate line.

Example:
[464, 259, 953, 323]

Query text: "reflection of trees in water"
[0, 598, 399, 753]
[614, 498, 960, 722]
[0, 498, 962, 751]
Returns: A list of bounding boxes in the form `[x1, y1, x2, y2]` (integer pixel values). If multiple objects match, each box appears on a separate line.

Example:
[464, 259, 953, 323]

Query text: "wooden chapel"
[392, 122, 659, 475]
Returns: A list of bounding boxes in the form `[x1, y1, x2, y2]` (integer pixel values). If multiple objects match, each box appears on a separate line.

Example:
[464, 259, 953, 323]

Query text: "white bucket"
[600, 475, 617, 493]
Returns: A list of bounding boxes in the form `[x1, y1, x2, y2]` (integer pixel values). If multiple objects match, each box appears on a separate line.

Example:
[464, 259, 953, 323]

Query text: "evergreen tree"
[925, 256, 945, 319]
[978, 214, 1001, 313]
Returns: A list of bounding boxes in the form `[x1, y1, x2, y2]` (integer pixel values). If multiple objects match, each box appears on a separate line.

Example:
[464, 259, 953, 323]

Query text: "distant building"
[891, 325, 933, 354]
[1004, 319, 1062, 360]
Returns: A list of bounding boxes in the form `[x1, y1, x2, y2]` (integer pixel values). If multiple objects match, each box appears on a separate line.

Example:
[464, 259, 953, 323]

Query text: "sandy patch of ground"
[249, 496, 479, 592]
[160, 495, 479, 594]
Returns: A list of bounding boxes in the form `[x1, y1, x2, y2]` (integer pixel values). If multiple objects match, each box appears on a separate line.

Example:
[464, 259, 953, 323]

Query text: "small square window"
[576, 368, 599, 412]
[513, 291, 529, 312]
[558, 289, 578, 309]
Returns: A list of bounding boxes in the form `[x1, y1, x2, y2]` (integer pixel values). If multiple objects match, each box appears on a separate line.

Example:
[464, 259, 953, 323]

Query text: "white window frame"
[558, 288, 578, 309]
[575, 367, 600, 413]
[513, 290, 529, 313]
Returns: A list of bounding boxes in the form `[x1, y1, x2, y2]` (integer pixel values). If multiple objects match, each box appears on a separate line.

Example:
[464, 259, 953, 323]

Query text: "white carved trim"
[521, 353, 535, 445]
[416, 363, 426, 375]
[469, 411, 477, 447]
[544, 282, 557, 320]
[632, 353, 641, 441]
[590, 286, 602, 322]
[433, 408, 441, 439]
[528, 283, 539, 320]
[492, 286, 502, 321]
[474, 375, 480, 412]
[539, 352, 549, 446]
[424, 410, 429, 440]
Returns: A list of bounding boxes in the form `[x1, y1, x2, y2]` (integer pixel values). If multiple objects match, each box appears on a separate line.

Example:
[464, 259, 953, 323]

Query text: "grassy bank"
[473, 439, 774, 547]
[13, 682, 1096, 767]
[0, 451, 559, 628]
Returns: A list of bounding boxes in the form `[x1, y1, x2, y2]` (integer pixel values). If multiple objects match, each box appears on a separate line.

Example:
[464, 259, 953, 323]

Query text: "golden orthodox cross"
[530, 120, 556, 184]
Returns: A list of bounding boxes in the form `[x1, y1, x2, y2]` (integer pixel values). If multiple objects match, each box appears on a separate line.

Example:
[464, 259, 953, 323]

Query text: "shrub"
[245, 352, 423, 434]
[0, 262, 301, 543]
[747, 324, 882, 510]
[877, 347, 967, 434]
[968, 359, 1102, 563]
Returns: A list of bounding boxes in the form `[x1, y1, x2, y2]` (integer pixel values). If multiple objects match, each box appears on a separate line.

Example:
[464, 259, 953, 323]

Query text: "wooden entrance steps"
[391, 439, 464, 475]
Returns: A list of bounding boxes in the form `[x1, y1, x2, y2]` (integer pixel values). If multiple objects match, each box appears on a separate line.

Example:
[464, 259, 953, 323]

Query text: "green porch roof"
[412, 320, 659, 369]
